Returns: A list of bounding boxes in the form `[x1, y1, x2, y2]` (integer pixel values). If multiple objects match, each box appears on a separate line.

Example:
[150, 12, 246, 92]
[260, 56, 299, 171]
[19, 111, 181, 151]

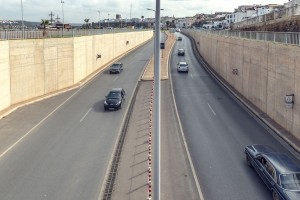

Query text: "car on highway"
[109, 63, 123, 74]
[244, 144, 300, 200]
[104, 88, 125, 110]
[177, 62, 189, 73]
[177, 36, 182, 41]
[177, 48, 185, 56]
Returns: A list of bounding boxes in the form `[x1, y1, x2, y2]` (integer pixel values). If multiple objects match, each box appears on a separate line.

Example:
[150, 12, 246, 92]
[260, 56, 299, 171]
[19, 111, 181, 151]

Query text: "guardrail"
[0, 28, 149, 40]
[197, 29, 300, 46]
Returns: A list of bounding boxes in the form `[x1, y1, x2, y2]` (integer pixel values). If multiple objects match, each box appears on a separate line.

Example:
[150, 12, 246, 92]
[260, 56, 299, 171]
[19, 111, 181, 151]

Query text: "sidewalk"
[141, 32, 176, 81]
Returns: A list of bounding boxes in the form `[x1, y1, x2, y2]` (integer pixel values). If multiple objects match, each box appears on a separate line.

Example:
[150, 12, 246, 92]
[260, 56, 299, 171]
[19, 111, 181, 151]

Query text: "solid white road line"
[207, 103, 216, 116]
[0, 85, 86, 159]
[80, 108, 92, 123]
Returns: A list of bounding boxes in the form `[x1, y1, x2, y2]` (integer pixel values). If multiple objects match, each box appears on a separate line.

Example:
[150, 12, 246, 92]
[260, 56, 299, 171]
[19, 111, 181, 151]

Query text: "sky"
[0, 0, 287, 23]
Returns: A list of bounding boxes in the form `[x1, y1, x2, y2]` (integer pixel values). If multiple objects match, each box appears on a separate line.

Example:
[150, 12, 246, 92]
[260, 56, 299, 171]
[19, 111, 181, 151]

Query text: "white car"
[177, 62, 189, 73]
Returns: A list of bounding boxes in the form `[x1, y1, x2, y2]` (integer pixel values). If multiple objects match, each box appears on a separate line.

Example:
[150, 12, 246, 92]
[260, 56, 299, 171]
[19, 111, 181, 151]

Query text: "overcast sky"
[0, 0, 287, 23]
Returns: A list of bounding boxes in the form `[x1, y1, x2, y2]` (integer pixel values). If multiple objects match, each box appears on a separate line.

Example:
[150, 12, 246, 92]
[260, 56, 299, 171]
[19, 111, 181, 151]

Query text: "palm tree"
[41, 19, 49, 37]
[84, 19, 90, 29]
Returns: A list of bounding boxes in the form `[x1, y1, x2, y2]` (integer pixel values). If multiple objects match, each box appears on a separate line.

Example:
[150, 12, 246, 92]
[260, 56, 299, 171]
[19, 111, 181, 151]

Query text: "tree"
[166, 21, 170, 29]
[84, 19, 90, 29]
[41, 19, 49, 37]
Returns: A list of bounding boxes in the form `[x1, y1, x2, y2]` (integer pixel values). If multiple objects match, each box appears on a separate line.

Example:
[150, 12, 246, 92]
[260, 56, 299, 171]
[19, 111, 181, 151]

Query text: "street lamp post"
[98, 10, 101, 28]
[61, 0, 65, 37]
[21, 0, 24, 39]
[147, 1, 162, 199]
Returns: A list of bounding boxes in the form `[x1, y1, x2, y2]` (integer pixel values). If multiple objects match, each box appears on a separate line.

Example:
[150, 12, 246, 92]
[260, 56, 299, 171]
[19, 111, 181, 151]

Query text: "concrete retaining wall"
[0, 31, 152, 113]
[0, 41, 10, 111]
[185, 31, 300, 140]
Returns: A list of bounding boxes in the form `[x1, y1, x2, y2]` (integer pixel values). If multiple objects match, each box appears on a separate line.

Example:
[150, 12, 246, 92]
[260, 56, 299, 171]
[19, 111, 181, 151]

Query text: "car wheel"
[272, 190, 280, 200]
[246, 154, 252, 167]
[104, 107, 108, 111]
[119, 103, 122, 110]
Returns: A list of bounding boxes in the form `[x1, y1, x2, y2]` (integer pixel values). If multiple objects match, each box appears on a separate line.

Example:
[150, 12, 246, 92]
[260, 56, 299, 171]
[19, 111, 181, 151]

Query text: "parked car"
[244, 144, 300, 200]
[109, 63, 123, 74]
[104, 88, 125, 110]
[177, 36, 182, 41]
[177, 48, 185, 56]
[177, 62, 189, 73]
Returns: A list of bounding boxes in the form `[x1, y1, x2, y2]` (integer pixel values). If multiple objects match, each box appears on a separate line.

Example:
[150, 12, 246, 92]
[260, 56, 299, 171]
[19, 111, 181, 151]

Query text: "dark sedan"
[104, 88, 125, 111]
[109, 63, 123, 74]
[245, 144, 300, 200]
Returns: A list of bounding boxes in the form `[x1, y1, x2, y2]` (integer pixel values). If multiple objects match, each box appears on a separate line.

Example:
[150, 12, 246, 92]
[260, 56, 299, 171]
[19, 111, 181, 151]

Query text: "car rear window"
[107, 92, 121, 98]
[112, 64, 120, 68]
[280, 173, 300, 190]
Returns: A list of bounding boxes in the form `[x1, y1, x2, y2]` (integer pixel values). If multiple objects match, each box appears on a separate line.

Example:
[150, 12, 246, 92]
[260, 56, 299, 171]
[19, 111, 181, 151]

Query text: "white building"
[284, 0, 300, 16]
[257, 5, 275, 16]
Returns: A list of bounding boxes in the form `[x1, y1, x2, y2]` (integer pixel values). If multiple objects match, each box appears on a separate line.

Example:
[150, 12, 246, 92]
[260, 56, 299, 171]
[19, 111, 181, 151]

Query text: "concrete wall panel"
[267, 43, 296, 133]
[242, 39, 268, 112]
[0, 41, 10, 111]
[74, 37, 88, 83]
[10, 40, 45, 104]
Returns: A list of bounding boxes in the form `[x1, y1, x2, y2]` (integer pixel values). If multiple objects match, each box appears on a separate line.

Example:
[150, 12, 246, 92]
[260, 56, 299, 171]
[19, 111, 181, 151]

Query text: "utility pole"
[49, 11, 55, 24]
[98, 10, 101, 28]
[130, 4, 132, 25]
[55, 15, 60, 23]
[61, 0, 65, 38]
[21, 0, 24, 39]
[108, 13, 110, 28]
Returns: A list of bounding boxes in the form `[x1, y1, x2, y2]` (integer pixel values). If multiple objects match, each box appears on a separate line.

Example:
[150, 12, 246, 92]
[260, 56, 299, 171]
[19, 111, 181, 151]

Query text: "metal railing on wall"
[0, 28, 149, 40]
[196, 29, 300, 46]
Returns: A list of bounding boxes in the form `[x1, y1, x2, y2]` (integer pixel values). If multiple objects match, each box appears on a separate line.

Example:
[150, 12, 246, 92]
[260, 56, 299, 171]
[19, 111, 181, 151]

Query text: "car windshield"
[280, 173, 300, 190]
[107, 92, 121, 99]
[111, 64, 120, 68]
[179, 64, 187, 67]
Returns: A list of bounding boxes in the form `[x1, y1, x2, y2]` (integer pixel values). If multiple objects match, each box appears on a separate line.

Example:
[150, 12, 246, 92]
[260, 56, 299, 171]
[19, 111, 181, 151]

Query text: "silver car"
[177, 62, 189, 73]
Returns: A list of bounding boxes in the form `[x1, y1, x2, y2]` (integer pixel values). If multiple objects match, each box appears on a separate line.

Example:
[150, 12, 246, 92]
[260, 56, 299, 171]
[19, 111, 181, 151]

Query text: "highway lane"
[171, 32, 300, 200]
[0, 40, 154, 200]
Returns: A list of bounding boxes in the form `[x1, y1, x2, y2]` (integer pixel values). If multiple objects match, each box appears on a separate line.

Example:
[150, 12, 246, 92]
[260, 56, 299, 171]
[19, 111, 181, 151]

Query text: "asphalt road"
[0, 40, 154, 200]
[171, 32, 300, 200]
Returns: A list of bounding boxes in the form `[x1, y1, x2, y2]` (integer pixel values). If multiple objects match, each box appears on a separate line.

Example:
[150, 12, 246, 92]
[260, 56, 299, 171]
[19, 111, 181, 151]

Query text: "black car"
[177, 36, 182, 41]
[245, 144, 300, 200]
[177, 48, 185, 56]
[109, 63, 123, 74]
[104, 88, 125, 110]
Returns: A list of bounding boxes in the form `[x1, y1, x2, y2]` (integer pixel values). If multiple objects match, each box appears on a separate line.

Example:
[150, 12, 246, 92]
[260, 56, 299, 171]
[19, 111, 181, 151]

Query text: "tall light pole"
[61, 0, 65, 37]
[98, 10, 101, 28]
[147, 1, 162, 199]
[21, 0, 24, 39]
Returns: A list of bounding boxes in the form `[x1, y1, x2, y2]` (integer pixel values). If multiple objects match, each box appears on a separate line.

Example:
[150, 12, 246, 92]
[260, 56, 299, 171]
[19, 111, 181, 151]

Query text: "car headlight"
[116, 101, 121, 105]
[104, 101, 108, 105]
